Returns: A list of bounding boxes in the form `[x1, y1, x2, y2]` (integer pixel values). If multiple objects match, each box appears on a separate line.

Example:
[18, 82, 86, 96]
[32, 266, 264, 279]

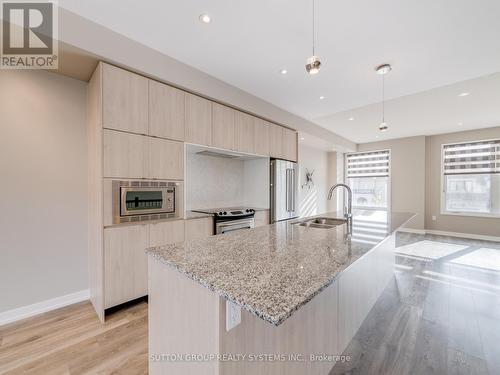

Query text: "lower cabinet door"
[149, 220, 185, 247]
[185, 217, 213, 240]
[104, 224, 149, 308]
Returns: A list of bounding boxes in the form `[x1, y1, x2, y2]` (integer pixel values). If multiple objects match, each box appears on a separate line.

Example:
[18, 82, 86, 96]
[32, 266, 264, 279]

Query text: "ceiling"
[60, 0, 500, 143]
[315, 73, 500, 143]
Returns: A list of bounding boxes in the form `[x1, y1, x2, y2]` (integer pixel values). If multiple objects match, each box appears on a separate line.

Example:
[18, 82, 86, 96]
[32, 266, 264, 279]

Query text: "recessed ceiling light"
[348, 117, 354, 121]
[375, 135, 380, 139]
[280, 69, 288, 75]
[458, 122, 463, 126]
[458, 92, 470, 97]
[199, 14, 211, 23]
[319, 96, 325, 100]
[300, 137, 305, 140]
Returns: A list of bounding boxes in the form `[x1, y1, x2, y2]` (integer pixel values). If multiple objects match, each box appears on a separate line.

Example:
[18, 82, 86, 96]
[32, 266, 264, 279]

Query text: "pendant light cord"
[312, 0, 315, 56]
[382, 74, 385, 123]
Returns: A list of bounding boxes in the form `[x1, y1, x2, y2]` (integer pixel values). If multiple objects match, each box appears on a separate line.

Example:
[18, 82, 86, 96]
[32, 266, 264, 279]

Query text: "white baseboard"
[397, 227, 426, 235]
[0, 289, 89, 326]
[397, 227, 500, 242]
[424, 230, 500, 243]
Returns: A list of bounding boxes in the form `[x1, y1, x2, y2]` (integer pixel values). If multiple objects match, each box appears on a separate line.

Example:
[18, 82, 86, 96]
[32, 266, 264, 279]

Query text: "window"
[442, 139, 500, 217]
[346, 150, 390, 210]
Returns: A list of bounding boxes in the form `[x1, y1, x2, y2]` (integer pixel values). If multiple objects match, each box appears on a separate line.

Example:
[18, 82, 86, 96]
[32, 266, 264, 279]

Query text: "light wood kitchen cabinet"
[102, 63, 148, 135]
[149, 220, 185, 247]
[212, 103, 235, 150]
[185, 93, 212, 146]
[185, 217, 213, 240]
[104, 224, 149, 308]
[282, 127, 298, 162]
[254, 118, 270, 156]
[254, 210, 270, 227]
[269, 123, 284, 159]
[149, 137, 184, 180]
[148, 80, 185, 141]
[103, 129, 149, 178]
[234, 111, 255, 154]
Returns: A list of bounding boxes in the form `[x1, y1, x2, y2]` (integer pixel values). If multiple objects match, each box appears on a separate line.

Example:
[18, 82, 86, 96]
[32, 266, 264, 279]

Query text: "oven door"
[216, 218, 255, 235]
[120, 187, 174, 216]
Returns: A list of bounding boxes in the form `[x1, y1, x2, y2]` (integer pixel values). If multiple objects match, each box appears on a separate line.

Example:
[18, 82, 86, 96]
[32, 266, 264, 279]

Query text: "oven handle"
[216, 218, 255, 234]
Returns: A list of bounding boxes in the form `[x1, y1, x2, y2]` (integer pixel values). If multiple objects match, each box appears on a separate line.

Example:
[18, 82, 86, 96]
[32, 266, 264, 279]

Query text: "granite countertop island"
[146, 210, 414, 326]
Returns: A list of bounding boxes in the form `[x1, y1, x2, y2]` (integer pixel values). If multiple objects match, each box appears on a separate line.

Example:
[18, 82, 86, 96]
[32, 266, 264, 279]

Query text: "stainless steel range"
[192, 208, 255, 235]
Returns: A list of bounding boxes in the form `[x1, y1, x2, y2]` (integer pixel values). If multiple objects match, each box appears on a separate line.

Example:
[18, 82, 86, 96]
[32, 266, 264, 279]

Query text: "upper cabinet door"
[212, 103, 235, 150]
[269, 124, 284, 159]
[149, 138, 184, 180]
[185, 93, 212, 146]
[102, 63, 148, 135]
[234, 111, 255, 154]
[103, 129, 149, 179]
[282, 128, 298, 162]
[254, 118, 270, 156]
[149, 80, 185, 141]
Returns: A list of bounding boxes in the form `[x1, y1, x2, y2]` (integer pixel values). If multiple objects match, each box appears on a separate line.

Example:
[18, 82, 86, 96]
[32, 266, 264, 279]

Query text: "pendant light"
[375, 64, 391, 132]
[305, 0, 321, 75]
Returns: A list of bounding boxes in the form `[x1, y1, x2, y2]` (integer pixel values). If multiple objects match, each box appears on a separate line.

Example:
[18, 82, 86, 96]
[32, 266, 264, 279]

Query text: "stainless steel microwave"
[111, 180, 181, 224]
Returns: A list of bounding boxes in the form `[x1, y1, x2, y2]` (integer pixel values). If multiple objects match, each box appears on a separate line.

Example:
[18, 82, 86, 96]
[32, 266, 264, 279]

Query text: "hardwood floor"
[1, 233, 498, 375]
[0, 301, 148, 374]
[330, 233, 500, 375]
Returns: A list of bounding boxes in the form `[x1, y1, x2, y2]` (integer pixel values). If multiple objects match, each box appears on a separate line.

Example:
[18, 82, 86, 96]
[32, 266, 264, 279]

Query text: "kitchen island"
[147, 210, 414, 375]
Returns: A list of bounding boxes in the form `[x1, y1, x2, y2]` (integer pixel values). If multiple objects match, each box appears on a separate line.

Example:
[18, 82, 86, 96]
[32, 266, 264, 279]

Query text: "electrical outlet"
[226, 300, 241, 331]
[432, 215, 437, 221]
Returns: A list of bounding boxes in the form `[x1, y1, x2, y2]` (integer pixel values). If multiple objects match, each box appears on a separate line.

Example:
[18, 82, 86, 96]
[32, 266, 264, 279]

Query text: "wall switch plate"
[226, 300, 241, 331]
[432, 215, 437, 221]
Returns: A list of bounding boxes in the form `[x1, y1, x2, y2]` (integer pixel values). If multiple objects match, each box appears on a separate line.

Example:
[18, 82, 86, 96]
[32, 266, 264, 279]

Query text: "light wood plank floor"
[1, 234, 498, 375]
[0, 301, 148, 374]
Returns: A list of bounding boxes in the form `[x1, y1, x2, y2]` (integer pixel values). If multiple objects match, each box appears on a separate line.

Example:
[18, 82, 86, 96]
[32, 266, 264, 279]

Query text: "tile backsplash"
[186, 153, 269, 210]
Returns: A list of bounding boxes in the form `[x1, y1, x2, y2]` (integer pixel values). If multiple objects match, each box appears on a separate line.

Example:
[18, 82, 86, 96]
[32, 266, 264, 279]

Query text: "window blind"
[346, 150, 390, 178]
[443, 139, 500, 175]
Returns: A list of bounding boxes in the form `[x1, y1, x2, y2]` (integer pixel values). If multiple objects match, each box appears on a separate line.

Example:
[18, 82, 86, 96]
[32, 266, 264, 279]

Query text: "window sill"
[440, 211, 500, 219]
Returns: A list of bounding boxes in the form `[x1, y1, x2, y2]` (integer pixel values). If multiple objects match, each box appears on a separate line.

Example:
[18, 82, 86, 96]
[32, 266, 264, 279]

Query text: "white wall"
[186, 152, 269, 210]
[0, 70, 88, 313]
[298, 144, 331, 217]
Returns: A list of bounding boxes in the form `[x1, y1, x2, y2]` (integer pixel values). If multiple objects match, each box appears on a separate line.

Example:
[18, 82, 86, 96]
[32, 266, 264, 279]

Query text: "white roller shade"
[346, 150, 390, 178]
[443, 140, 500, 175]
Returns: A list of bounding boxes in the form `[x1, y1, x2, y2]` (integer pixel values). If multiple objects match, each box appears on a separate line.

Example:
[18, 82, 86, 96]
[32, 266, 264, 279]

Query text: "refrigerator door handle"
[291, 168, 296, 212]
[285, 168, 291, 212]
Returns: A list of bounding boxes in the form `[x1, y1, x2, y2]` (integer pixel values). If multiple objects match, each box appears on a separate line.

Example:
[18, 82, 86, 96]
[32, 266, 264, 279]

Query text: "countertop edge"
[147, 212, 416, 326]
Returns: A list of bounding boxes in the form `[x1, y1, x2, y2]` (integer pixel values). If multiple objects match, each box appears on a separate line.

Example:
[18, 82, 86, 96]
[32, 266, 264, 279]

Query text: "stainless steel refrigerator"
[270, 159, 299, 223]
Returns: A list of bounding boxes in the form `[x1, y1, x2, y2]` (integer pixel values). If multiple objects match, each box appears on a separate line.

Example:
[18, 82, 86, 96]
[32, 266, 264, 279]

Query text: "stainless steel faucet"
[327, 183, 353, 227]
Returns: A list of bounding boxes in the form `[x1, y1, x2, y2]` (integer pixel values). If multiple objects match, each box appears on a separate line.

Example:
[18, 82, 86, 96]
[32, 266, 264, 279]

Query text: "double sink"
[292, 217, 347, 229]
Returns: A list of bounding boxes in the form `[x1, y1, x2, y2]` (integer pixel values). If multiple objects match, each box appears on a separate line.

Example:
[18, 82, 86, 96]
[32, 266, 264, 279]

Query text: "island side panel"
[218, 281, 339, 375]
[337, 232, 396, 352]
[148, 257, 220, 375]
